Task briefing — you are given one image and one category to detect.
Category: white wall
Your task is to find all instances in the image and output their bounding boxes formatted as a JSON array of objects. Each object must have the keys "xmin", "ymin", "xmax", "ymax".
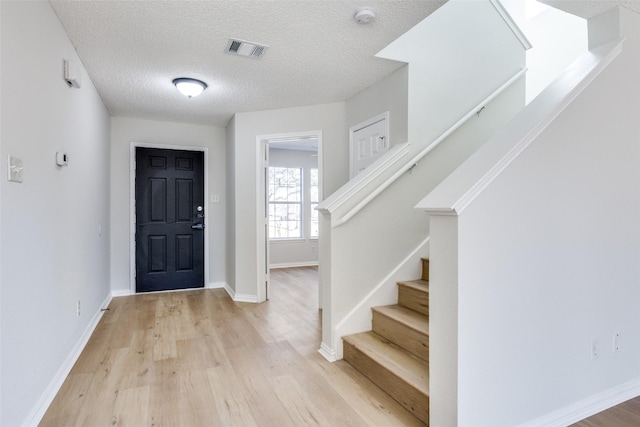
[
  {"xmin": 378, "ymin": 0, "xmax": 529, "ymax": 149},
  {"xmin": 1, "ymin": 2, "xmax": 111, "ymax": 425},
  {"xmin": 110, "ymin": 117, "xmax": 227, "ymax": 294},
  {"xmin": 229, "ymin": 103, "xmax": 346, "ymax": 300},
  {"xmin": 461, "ymin": 29, "xmax": 640, "ymax": 423},
  {"xmin": 345, "ymin": 65, "xmax": 408, "ymax": 147},
  {"xmin": 422, "ymin": 7, "xmax": 640, "ymax": 426},
  {"xmin": 502, "ymin": 0, "xmax": 588, "ymax": 103},
  {"xmin": 225, "ymin": 115, "xmax": 237, "ymax": 292},
  {"xmin": 268, "ymin": 148, "xmax": 318, "ymax": 268}
]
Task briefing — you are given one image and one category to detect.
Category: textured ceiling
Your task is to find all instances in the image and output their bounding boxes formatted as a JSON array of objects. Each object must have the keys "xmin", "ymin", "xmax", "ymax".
[
  {"xmin": 539, "ymin": 0, "xmax": 640, "ymax": 18},
  {"xmin": 49, "ymin": 0, "xmax": 447, "ymax": 127}
]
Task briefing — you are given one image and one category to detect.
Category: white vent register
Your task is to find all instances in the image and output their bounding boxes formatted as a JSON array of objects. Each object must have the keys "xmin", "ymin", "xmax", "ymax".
[{"xmin": 225, "ymin": 39, "xmax": 268, "ymax": 59}]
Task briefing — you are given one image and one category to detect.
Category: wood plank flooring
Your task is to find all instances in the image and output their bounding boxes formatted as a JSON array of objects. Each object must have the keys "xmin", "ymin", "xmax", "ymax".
[
  {"xmin": 40, "ymin": 267, "xmax": 424, "ymax": 426},
  {"xmin": 571, "ymin": 396, "xmax": 640, "ymax": 427}
]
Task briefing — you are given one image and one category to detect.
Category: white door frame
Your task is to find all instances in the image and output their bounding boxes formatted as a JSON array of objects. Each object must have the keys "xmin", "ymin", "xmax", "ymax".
[
  {"xmin": 129, "ymin": 142, "xmax": 209, "ymax": 295},
  {"xmin": 255, "ymin": 130, "xmax": 323, "ymax": 303}
]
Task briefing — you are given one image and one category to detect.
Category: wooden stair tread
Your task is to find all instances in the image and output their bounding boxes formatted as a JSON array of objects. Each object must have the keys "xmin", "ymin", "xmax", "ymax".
[
  {"xmin": 373, "ymin": 304, "xmax": 428, "ymax": 333},
  {"xmin": 343, "ymin": 331, "xmax": 428, "ymax": 396},
  {"xmin": 398, "ymin": 279, "xmax": 428, "ymax": 293}
]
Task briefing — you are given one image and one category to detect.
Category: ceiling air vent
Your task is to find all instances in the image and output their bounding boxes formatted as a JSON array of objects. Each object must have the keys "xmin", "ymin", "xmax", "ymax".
[{"xmin": 225, "ymin": 39, "xmax": 268, "ymax": 59}]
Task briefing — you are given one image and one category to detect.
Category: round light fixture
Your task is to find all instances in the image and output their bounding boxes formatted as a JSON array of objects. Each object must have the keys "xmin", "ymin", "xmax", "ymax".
[
  {"xmin": 172, "ymin": 78, "xmax": 208, "ymax": 98},
  {"xmin": 354, "ymin": 7, "xmax": 375, "ymax": 25}
]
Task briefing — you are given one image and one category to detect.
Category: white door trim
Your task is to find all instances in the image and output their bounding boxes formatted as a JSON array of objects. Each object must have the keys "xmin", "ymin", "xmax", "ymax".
[
  {"xmin": 349, "ymin": 111, "xmax": 390, "ymax": 178},
  {"xmin": 129, "ymin": 142, "xmax": 209, "ymax": 295},
  {"xmin": 255, "ymin": 130, "xmax": 323, "ymax": 303}
]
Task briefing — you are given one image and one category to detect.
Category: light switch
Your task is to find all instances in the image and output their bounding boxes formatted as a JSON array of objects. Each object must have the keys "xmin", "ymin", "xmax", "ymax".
[
  {"xmin": 211, "ymin": 194, "xmax": 220, "ymax": 203},
  {"xmin": 8, "ymin": 156, "xmax": 23, "ymax": 183}
]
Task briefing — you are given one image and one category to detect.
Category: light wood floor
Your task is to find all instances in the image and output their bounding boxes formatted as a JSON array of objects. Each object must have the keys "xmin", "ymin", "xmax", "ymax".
[
  {"xmin": 40, "ymin": 267, "xmax": 424, "ymax": 426},
  {"xmin": 571, "ymin": 396, "xmax": 640, "ymax": 427}
]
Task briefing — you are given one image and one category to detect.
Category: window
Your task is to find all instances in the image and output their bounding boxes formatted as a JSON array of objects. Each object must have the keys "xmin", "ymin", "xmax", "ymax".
[
  {"xmin": 268, "ymin": 167, "xmax": 302, "ymax": 239},
  {"xmin": 310, "ymin": 168, "xmax": 319, "ymax": 239}
]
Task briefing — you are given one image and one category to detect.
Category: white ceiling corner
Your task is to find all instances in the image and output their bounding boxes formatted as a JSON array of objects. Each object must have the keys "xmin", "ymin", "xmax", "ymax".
[
  {"xmin": 48, "ymin": 0, "xmax": 447, "ymax": 127},
  {"xmin": 538, "ymin": 0, "xmax": 640, "ymax": 19}
]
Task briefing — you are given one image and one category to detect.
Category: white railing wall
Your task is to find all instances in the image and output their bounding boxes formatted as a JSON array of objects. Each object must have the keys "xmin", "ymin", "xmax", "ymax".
[
  {"xmin": 418, "ymin": 15, "xmax": 630, "ymax": 425},
  {"xmin": 328, "ymin": 68, "xmax": 526, "ymax": 228},
  {"xmin": 318, "ymin": 73, "xmax": 527, "ymax": 360},
  {"xmin": 317, "ymin": 0, "xmax": 532, "ymax": 361}
]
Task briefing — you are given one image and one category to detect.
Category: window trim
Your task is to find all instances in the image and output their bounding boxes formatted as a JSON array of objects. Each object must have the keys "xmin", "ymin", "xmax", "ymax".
[{"xmin": 268, "ymin": 166, "xmax": 303, "ymax": 240}]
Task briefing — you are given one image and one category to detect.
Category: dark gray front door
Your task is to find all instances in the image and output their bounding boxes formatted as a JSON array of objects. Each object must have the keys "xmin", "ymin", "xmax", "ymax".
[{"xmin": 135, "ymin": 147, "xmax": 205, "ymax": 293}]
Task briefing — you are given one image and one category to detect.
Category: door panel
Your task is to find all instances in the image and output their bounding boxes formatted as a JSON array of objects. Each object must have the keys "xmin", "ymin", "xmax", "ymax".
[
  {"xmin": 350, "ymin": 118, "xmax": 388, "ymax": 178},
  {"xmin": 176, "ymin": 179, "xmax": 193, "ymax": 221},
  {"xmin": 135, "ymin": 147, "xmax": 205, "ymax": 292},
  {"xmin": 149, "ymin": 178, "xmax": 167, "ymax": 221},
  {"xmin": 176, "ymin": 235, "xmax": 193, "ymax": 271}
]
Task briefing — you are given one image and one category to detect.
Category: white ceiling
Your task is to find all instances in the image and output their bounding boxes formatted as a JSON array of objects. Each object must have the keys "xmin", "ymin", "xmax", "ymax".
[
  {"xmin": 49, "ymin": 1, "xmax": 640, "ymax": 128},
  {"xmin": 49, "ymin": 0, "xmax": 447, "ymax": 127},
  {"xmin": 539, "ymin": 0, "xmax": 640, "ymax": 18}
]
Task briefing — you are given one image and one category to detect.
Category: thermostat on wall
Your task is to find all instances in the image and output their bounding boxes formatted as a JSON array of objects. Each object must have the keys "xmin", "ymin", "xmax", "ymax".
[{"xmin": 56, "ymin": 152, "xmax": 68, "ymax": 166}]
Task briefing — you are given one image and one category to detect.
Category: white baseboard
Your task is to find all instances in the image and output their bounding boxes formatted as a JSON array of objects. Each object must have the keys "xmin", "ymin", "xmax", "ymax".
[
  {"xmin": 223, "ymin": 282, "xmax": 259, "ymax": 303},
  {"xmin": 270, "ymin": 261, "xmax": 318, "ymax": 269},
  {"xmin": 233, "ymin": 293, "xmax": 259, "ymax": 303},
  {"xmin": 111, "ymin": 289, "xmax": 132, "ymax": 297},
  {"xmin": 22, "ymin": 291, "xmax": 112, "ymax": 427},
  {"xmin": 113, "ymin": 283, "xmax": 224, "ymax": 296},
  {"xmin": 517, "ymin": 378, "xmax": 640, "ymax": 427},
  {"xmin": 223, "ymin": 282, "xmax": 236, "ymax": 300},
  {"xmin": 206, "ymin": 281, "xmax": 226, "ymax": 289},
  {"xmin": 318, "ymin": 342, "xmax": 337, "ymax": 362}
]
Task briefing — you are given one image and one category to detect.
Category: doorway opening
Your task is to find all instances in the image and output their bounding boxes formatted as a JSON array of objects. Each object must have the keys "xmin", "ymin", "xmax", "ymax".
[{"xmin": 256, "ymin": 131, "xmax": 322, "ymax": 302}]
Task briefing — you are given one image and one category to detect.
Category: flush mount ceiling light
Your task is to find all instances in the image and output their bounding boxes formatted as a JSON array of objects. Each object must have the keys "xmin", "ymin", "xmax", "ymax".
[
  {"xmin": 354, "ymin": 7, "xmax": 376, "ymax": 24},
  {"xmin": 172, "ymin": 78, "xmax": 207, "ymax": 98}
]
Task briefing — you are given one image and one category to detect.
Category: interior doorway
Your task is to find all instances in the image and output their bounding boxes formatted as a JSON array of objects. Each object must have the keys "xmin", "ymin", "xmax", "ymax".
[{"xmin": 256, "ymin": 131, "xmax": 322, "ymax": 302}]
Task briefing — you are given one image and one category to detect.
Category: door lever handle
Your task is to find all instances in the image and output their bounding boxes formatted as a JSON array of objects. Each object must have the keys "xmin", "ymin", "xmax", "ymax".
[{"xmin": 191, "ymin": 223, "xmax": 205, "ymax": 230}]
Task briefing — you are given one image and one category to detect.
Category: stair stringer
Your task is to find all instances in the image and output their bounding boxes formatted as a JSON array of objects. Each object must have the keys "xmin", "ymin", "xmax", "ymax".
[{"xmin": 332, "ymin": 236, "xmax": 429, "ymax": 360}]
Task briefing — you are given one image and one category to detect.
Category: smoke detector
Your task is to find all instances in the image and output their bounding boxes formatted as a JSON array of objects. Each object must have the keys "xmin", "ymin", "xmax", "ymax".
[{"xmin": 354, "ymin": 7, "xmax": 376, "ymax": 25}]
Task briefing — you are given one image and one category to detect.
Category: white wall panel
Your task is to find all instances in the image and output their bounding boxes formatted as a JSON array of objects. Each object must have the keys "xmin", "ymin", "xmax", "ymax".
[
  {"xmin": 230, "ymin": 103, "xmax": 346, "ymax": 298},
  {"xmin": 0, "ymin": 2, "xmax": 110, "ymax": 425},
  {"xmin": 110, "ymin": 117, "xmax": 226, "ymax": 294}
]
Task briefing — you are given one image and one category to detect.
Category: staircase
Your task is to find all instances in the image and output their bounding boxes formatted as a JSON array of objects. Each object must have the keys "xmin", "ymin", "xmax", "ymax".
[{"xmin": 342, "ymin": 259, "xmax": 429, "ymax": 425}]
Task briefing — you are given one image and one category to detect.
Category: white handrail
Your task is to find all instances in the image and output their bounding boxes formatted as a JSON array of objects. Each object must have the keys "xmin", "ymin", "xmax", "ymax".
[
  {"xmin": 490, "ymin": 0, "xmax": 532, "ymax": 50},
  {"xmin": 417, "ymin": 40, "xmax": 624, "ymax": 216},
  {"xmin": 331, "ymin": 67, "xmax": 527, "ymax": 227},
  {"xmin": 316, "ymin": 142, "xmax": 410, "ymax": 214}
]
